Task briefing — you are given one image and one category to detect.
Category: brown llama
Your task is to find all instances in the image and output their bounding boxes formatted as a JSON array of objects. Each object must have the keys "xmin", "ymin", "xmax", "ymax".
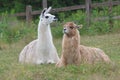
[{"xmin": 56, "ymin": 22, "xmax": 111, "ymax": 67}]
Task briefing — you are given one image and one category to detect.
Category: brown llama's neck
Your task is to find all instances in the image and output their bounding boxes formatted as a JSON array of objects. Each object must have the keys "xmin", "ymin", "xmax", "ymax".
[{"xmin": 62, "ymin": 30, "xmax": 80, "ymax": 49}]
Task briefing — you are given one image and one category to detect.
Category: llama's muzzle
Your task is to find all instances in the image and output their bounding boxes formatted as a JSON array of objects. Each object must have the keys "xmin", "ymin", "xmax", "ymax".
[
  {"xmin": 63, "ymin": 28, "xmax": 67, "ymax": 34},
  {"xmin": 53, "ymin": 16, "xmax": 58, "ymax": 21}
]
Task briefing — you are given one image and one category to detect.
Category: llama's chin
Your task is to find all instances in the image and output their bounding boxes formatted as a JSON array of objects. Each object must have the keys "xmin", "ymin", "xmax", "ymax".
[
  {"xmin": 53, "ymin": 17, "xmax": 58, "ymax": 21},
  {"xmin": 63, "ymin": 31, "xmax": 67, "ymax": 34},
  {"xmin": 63, "ymin": 30, "xmax": 69, "ymax": 35}
]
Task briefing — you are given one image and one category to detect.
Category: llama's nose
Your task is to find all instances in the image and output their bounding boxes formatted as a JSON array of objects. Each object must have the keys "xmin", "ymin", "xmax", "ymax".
[
  {"xmin": 54, "ymin": 17, "xmax": 58, "ymax": 21},
  {"xmin": 64, "ymin": 28, "xmax": 66, "ymax": 31}
]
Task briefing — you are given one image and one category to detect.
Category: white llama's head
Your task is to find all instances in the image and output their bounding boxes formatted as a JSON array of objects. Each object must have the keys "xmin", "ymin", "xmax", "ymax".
[{"xmin": 40, "ymin": 7, "xmax": 57, "ymax": 24}]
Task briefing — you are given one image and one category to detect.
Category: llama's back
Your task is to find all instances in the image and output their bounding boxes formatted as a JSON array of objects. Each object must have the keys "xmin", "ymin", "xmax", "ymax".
[
  {"xmin": 19, "ymin": 39, "xmax": 37, "ymax": 63},
  {"xmin": 94, "ymin": 48, "xmax": 111, "ymax": 63},
  {"xmin": 79, "ymin": 45, "xmax": 111, "ymax": 64}
]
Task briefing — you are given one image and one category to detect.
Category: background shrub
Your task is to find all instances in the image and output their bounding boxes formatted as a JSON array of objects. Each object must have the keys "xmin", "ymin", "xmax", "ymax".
[{"xmin": 0, "ymin": 5, "xmax": 120, "ymax": 43}]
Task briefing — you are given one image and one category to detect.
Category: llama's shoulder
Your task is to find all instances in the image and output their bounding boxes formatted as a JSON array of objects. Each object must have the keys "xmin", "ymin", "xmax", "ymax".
[{"xmin": 28, "ymin": 39, "xmax": 38, "ymax": 46}]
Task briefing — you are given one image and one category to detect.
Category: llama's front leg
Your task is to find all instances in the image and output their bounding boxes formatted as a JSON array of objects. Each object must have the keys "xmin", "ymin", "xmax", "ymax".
[
  {"xmin": 56, "ymin": 60, "xmax": 65, "ymax": 68},
  {"xmin": 35, "ymin": 53, "xmax": 44, "ymax": 64},
  {"xmin": 47, "ymin": 60, "xmax": 55, "ymax": 64},
  {"xmin": 35, "ymin": 59, "xmax": 44, "ymax": 64},
  {"xmin": 47, "ymin": 53, "xmax": 55, "ymax": 64},
  {"xmin": 46, "ymin": 50, "xmax": 57, "ymax": 64},
  {"xmin": 56, "ymin": 56, "xmax": 66, "ymax": 67}
]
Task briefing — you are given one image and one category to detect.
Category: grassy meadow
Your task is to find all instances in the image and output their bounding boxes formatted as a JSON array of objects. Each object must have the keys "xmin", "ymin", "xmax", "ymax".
[
  {"xmin": 0, "ymin": 5, "xmax": 120, "ymax": 79},
  {"xmin": 0, "ymin": 32, "xmax": 120, "ymax": 80}
]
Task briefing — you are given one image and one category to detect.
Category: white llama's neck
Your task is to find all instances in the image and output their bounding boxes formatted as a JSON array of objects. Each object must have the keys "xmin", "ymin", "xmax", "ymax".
[{"xmin": 37, "ymin": 21, "xmax": 53, "ymax": 42}]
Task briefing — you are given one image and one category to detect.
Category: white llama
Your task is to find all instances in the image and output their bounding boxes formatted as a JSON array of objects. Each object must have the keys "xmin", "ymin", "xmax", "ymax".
[{"xmin": 19, "ymin": 7, "xmax": 59, "ymax": 64}]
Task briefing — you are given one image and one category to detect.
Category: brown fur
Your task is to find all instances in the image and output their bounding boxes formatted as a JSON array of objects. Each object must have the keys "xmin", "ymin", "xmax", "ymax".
[
  {"xmin": 79, "ymin": 45, "xmax": 111, "ymax": 64},
  {"xmin": 56, "ymin": 22, "xmax": 111, "ymax": 67}
]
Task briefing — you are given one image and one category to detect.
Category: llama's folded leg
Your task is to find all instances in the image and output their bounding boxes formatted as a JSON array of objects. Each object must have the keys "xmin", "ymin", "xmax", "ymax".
[
  {"xmin": 34, "ymin": 50, "xmax": 45, "ymax": 64},
  {"xmin": 47, "ymin": 60, "xmax": 55, "ymax": 64},
  {"xmin": 56, "ymin": 61, "xmax": 64, "ymax": 67},
  {"xmin": 47, "ymin": 48, "xmax": 59, "ymax": 64},
  {"xmin": 46, "ymin": 54, "xmax": 56, "ymax": 64},
  {"xmin": 56, "ymin": 56, "xmax": 66, "ymax": 67},
  {"xmin": 35, "ymin": 60, "xmax": 44, "ymax": 64}
]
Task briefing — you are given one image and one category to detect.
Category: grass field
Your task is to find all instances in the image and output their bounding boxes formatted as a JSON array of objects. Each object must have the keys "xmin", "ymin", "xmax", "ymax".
[{"xmin": 0, "ymin": 33, "xmax": 120, "ymax": 80}]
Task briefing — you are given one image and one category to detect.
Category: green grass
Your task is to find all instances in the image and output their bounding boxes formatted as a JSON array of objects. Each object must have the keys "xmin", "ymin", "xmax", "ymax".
[
  {"xmin": 1, "ymin": 4, "xmax": 120, "ymax": 80},
  {"xmin": 0, "ymin": 33, "xmax": 120, "ymax": 80}
]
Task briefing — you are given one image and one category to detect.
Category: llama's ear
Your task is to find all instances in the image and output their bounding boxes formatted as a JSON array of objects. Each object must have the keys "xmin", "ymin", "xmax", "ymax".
[
  {"xmin": 76, "ymin": 24, "xmax": 83, "ymax": 29},
  {"xmin": 40, "ymin": 8, "xmax": 47, "ymax": 18},
  {"xmin": 45, "ymin": 7, "xmax": 52, "ymax": 14}
]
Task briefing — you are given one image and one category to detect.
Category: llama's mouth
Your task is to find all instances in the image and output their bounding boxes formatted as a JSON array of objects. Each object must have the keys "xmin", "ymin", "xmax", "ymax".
[
  {"xmin": 63, "ymin": 30, "xmax": 66, "ymax": 34},
  {"xmin": 53, "ymin": 19, "xmax": 58, "ymax": 21}
]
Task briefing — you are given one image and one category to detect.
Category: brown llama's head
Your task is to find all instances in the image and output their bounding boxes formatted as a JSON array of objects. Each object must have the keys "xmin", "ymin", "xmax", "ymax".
[{"xmin": 63, "ymin": 22, "xmax": 82, "ymax": 37}]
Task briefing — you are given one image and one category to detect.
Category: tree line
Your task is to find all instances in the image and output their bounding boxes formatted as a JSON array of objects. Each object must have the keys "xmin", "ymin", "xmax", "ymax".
[{"xmin": 0, "ymin": 0, "xmax": 104, "ymax": 13}]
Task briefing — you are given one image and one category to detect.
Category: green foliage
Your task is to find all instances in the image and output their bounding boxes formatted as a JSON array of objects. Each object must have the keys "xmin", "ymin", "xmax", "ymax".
[
  {"xmin": 0, "ymin": 5, "xmax": 120, "ymax": 43},
  {"xmin": 0, "ymin": 12, "xmax": 37, "ymax": 44},
  {"xmin": 88, "ymin": 21, "xmax": 109, "ymax": 35},
  {"xmin": 63, "ymin": 10, "xmax": 86, "ymax": 24},
  {"xmin": 0, "ymin": 0, "xmax": 86, "ymax": 13},
  {"xmin": 54, "ymin": 8, "xmax": 120, "ymax": 36},
  {"xmin": 51, "ymin": 22, "xmax": 63, "ymax": 38},
  {"xmin": 112, "ymin": 5, "xmax": 120, "ymax": 16}
]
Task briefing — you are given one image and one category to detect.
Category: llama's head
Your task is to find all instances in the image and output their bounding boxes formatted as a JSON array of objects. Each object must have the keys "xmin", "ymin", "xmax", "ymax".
[
  {"xmin": 63, "ymin": 22, "xmax": 82, "ymax": 37},
  {"xmin": 40, "ymin": 7, "xmax": 57, "ymax": 25}
]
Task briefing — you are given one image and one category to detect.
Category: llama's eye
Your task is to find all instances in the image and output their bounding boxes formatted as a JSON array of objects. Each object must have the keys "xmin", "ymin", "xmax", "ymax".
[
  {"xmin": 45, "ymin": 16, "xmax": 49, "ymax": 18},
  {"xmin": 70, "ymin": 26, "xmax": 73, "ymax": 29}
]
